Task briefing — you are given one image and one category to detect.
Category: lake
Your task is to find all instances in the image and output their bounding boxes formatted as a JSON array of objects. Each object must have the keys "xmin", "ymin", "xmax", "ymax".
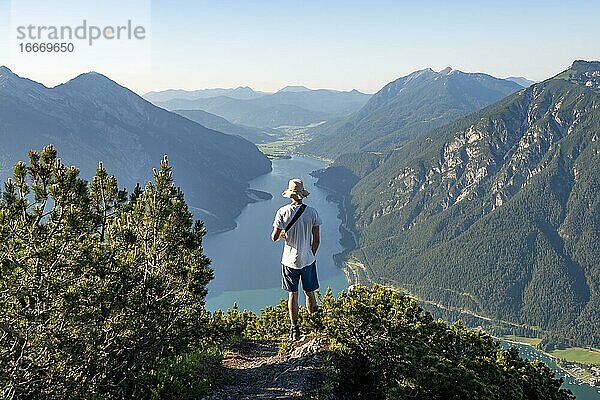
[
  {"xmin": 203, "ymin": 155, "xmax": 599, "ymax": 399},
  {"xmin": 204, "ymin": 155, "xmax": 348, "ymax": 312}
]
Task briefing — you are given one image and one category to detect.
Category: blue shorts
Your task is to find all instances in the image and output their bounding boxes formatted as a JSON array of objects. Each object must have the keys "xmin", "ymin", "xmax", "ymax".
[{"xmin": 281, "ymin": 261, "xmax": 319, "ymax": 293}]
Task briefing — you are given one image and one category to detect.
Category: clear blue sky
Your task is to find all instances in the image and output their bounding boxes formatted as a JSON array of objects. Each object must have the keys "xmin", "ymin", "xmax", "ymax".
[{"xmin": 1, "ymin": 0, "xmax": 599, "ymax": 94}]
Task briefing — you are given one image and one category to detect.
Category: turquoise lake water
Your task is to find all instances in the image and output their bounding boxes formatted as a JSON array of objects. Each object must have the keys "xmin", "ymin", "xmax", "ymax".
[{"xmin": 204, "ymin": 155, "xmax": 347, "ymax": 313}]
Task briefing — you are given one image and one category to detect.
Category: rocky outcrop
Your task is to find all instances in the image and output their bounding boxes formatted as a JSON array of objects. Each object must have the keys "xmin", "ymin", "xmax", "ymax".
[{"xmin": 210, "ymin": 335, "xmax": 329, "ymax": 400}]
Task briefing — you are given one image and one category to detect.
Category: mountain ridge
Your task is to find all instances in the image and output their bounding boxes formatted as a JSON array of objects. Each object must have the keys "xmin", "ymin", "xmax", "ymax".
[
  {"xmin": 144, "ymin": 86, "xmax": 268, "ymax": 103},
  {"xmin": 278, "ymin": 85, "xmax": 312, "ymax": 92},
  {"xmin": 300, "ymin": 67, "xmax": 523, "ymax": 157},
  {"xmin": 174, "ymin": 108, "xmax": 274, "ymax": 143},
  {"xmin": 0, "ymin": 67, "xmax": 272, "ymax": 231},
  {"xmin": 506, "ymin": 76, "xmax": 537, "ymax": 87}
]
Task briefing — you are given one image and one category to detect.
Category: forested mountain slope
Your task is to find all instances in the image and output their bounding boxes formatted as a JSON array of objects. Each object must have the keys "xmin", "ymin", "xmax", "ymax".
[
  {"xmin": 302, "ymin": 68, "xmax": 523, "ymax": 157},
  {"xmin": 316, "ymin": 61, "xmax": 600, "ymax": 347},
  {"xmin": 0, "ymin": 66, "xmax": 272, "ymax": 231}
]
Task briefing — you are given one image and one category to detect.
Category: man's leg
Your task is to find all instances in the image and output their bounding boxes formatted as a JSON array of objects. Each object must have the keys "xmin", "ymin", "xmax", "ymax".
[
  {"xmin": 300, "ymin": 262, "xmax": 319, "ymax": 314},
  {"xmin": 282, "ymin": 265, "xmax": 301, "ymax": 341},
  {"xmin": 288, "ymin": 291, "xmax": 299, "ymax": 321},
  {"xmin": 288, "ymin": 291, "xmax": 300, "ymax": 341},
  {"xmin": 282, "ymin": 264, "xmax": 300, "ymax": 323},
  {"xmin": 305, "ymin": 290, "xmax": 318, "ymax": 314}
]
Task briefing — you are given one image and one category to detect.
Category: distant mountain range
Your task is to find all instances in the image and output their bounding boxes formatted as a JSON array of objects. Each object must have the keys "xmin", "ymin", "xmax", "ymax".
[
  {"xmin": 0, "ymin": 66, "xmax": 272, "ymax": 232},
  {"xmin": 277, "ymin": 85, "xmax": 312, "ymax": 93},
  {"xmin": 301, "ymin": 67, "xmax": 524, "ymax": 157},
  {"xmin": 144, "ymin": 86, "xmax": 268, "ymax": 103},
  {"xmin": 174, "ymin": 109, "xmax": 275, "ymax": 144},
  {"xmin": 506, "ymin": 76, "xmax": 537, "ymax": 87},
  {"xmin": 314, "ymin": 60, "xmax": 600, "ymax": 348},
  {"xmin": 146, "ymin": 88, "xmax": 371, "ymax": 129}
]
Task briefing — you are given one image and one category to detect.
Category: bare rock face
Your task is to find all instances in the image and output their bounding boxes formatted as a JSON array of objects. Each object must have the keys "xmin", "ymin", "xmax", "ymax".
[
  {"xmin": 354, "ymin": 61, "xmax": 600, "ymax": 228},
  {"xmin": 210, "ymin": 334, "xmax": 329, "ymax": 400}
]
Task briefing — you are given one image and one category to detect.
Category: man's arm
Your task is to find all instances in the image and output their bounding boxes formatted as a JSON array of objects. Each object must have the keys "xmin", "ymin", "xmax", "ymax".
[
  {"xmin": 272, "ymin": 209, "xmax": 285, "ymax": 241},
  {"xmin": 311, "ymin": 225, "xmax": 320, "ymax": 255},
  {"xmin": 271, "ymin": 227, "xmax": 285, "ymax": 242}
]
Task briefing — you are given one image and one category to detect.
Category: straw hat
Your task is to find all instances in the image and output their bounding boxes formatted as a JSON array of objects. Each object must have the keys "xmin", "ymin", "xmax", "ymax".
[{"xmin": 282, "ymin": 179, "xmax": 310, "ymax": 199}]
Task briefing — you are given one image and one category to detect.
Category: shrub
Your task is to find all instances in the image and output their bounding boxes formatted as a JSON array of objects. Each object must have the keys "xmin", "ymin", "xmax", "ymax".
[
  {"xmin": 145, "ymin": 345, "xmax": 222, "ymax": 400},
  {"xmin": 234, "ymin": 285, "xmax": 574, "ymax": 400},
  {"xmin": 0, "ymin": 146, "xmax": 214, "ymax": 399},
  {"xmin": 319, "ymin": 285, "xmax": 574, "ymax": 400}
]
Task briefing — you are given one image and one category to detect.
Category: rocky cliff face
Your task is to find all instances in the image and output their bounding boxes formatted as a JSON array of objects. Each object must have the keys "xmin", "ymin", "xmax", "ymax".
[{"xmin": 356, "ymin": 62, "xmax": 599, "ymax": 229}]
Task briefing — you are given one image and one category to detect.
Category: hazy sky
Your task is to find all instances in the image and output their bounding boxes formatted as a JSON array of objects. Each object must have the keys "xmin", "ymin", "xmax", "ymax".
[{"xmin": 1, "ymin": 0, "xmax": 599, "ymax": 94}]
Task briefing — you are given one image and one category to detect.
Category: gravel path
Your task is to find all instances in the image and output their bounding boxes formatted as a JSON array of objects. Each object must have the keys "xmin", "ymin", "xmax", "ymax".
[{"xmin": 210, "ymin": 334, "xmax": 329, "ymax": 399}]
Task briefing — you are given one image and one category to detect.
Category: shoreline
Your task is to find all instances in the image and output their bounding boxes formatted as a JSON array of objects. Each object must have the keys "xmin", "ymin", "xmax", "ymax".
[
  {"xmin": 312, "ymin": 179, "xmax": 360, "ymax": 287},
  {"xmin": 504, "ymin": 338, "xmax": 578, "ymax": 382},
  {"xmin": 205, "ymin": 154, "xmax": 337, "ymax": 239},
  {"xmin": 501, "ymin": 337, "xmax": 599, "ymax": 387}
]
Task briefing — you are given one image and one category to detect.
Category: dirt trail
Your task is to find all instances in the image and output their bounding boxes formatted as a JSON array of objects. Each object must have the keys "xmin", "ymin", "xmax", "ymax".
[{"xmin": 210, "ymin": 334, "xmax": 329, "ymax": 399}]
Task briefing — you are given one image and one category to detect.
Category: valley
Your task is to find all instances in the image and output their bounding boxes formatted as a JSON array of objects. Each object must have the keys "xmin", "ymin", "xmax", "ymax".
[{"xmin": 4, "ymin": 60, "xmax": 597, "ymax": 397}]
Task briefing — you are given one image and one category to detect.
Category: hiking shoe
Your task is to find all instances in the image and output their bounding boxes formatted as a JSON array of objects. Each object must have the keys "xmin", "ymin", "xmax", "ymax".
[{"xmin": 289, "ymin": 325, "xmax": 301, "ymax": 341}]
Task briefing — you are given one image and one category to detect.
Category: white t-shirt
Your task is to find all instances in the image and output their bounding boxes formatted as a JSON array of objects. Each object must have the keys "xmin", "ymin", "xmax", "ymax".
[{"xmin": 273, "ymin": 203, "xmax": 322, "ymax": 269}]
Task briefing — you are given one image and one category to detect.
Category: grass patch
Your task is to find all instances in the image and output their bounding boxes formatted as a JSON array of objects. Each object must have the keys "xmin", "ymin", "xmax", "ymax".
[
  {"xmin": 550, "ymin": 347, "xmax": 600, "ymax": 365},
  {"xmin": 258, "ymin": 139, "xmax": 298, "ymax": 155},
  {"xmin": 503, "ymin": 335, "xmax": 600, "ymax": 366},
  {"xmin": 503, "ymin": 335, "xmax": 543, "ymax": 347},
  {"xmin": 257, "ymin": 131, "xmax": 312, "ymax": 156},
  {"xmin": 257, "ymin": 121, "xmax": 328, "ymax": 158}
]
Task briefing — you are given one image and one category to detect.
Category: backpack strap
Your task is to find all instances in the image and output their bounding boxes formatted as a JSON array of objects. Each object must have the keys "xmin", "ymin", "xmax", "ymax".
[{"xmin": 284, "ymin": 204, "xmax": 307, "ymax": 231}]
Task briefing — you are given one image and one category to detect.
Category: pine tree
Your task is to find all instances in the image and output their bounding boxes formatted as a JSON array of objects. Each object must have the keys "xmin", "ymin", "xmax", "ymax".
[{"xmin": 0, "ymin": 147, "xmax": 214, "ymax": 399}]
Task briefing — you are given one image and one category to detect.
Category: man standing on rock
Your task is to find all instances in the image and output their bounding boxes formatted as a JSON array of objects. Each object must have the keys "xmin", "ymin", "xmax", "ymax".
[{"xmin": 271, "ymin": 179, "xmax": 321, "ymax": 341}]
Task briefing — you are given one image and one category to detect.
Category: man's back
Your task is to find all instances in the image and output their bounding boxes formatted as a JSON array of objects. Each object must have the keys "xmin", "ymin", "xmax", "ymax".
[
  {"xmin": 273, "ymin": 203, "xmax": 321, "ymax": 269},
  {"xmin": 271, "ymin": 178, "xmax": 321, "ymax": 341}
]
